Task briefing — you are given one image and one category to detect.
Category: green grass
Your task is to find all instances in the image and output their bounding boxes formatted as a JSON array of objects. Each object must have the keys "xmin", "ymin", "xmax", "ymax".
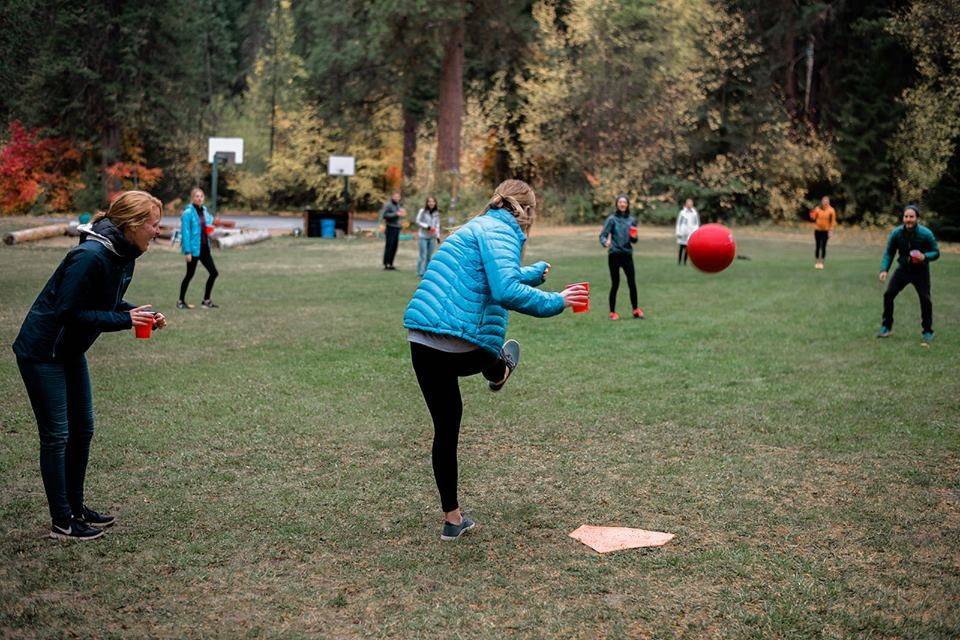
[{"xmin": 1, "ymin": 227, "xmax": 958, "ymax": 638}]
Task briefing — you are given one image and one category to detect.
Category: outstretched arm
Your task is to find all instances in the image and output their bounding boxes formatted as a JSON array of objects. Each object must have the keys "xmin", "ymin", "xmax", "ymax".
[{"xmin": 478, "ymin": 231, "xmax": 564, "ymax": 317}]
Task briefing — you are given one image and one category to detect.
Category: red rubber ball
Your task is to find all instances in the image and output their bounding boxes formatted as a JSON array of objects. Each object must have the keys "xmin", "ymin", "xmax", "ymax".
[{"xmin": 687, "ymin": 223, "xmax": 736, "ymax": 273}]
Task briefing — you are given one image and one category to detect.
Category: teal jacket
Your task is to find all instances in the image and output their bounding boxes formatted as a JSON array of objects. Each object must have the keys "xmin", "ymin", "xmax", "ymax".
[
  {"xmin": 403, "ymin": 208, "xmax": 565, "ymax": 354},
  {"xmin": 880, "ymin": 224, "xmax": 940, "ymax": 271},
  {"xmin": 180, "ymin": 204, "xmax": 213, "ymax": 256},
  {"xmin": 599, "ymin": 211, "xmax": 638, "ymax": 254}
]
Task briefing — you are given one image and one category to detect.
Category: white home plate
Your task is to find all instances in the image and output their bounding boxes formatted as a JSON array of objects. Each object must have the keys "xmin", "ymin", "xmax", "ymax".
[{"xmin": 569, "ymin": 525, "xmax": 675, "ymax": 553}]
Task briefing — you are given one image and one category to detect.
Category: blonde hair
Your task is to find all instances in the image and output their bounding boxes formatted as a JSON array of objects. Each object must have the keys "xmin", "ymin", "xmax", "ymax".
[
  {"xmin": 191, "ymin": 187, "xmax": 205, "ymax": 199},
  {"xmin": 91, "ymin": 191, "xmax": 162, "ymax": 230},
  {"xmin": 484, "ymin": 179, "xmax": 536, "ymax": 230}
]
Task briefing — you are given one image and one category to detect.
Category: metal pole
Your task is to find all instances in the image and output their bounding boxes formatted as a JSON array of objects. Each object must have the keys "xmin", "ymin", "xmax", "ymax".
[
  {"xmin": 210, "ymin": 157, "xmax": 219, "ymax": 218},
  {"xmin": 343, "ymin": 175, "xmax": 349, "ymax": 212}
]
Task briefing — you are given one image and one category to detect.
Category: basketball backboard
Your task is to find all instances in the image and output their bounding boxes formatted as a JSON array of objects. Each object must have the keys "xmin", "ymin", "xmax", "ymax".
[
  {"xmin": 328, "ymin": 155, "xmax": 355, "ymax": 176},
  {"xmin": 208, "ymin": 138, "xmax": 244, "ymax": 164}
]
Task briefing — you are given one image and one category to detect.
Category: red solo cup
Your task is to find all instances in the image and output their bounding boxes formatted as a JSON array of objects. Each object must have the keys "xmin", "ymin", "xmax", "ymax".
[
  {"xmin": 566, "ymin": 281, "xmax": 590, "ymax": 313},
  {"xmin": 629, "ymin": 226, "xmax": 638, "ymax": 239},
  {"xmin": 910, "ymin": 249, "xmax": 923, "ymax": 264},
  {"xmin": 205, "ymin": 225, "xmax": 215, "ymax": 235},
  {"xmin": 134, "ymin": 322, "xmax": 153, "ymax": 339}
]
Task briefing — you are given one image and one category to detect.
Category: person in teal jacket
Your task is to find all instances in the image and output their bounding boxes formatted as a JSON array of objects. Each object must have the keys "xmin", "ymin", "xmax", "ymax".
[
  {"xmin": 877, "ymin": 204, "xmax": 940, "ymax": 342},
  {"xmin": 177, "ymin": 188, "xmax": 219, "ymax": 309},
  {"xmin": 403, "ymin": 179, "xmax": 588, "ymax": 541},
  {"xmin": 599, "ymin": 195, "xmax": 642, "ymax": 319}
]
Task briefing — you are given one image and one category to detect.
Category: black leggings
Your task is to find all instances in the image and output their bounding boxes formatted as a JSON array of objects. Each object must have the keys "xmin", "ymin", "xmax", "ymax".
[
  {"xmin": 410, "ymin": 342, "xmax": 506, "ymax": 513},
  {"xmin": 608, "ymin": 253, "xmax": 638, "ymax": 312},
  {"xmin": 814, "ymin": 230, "xmax": 829, "ymax": 260},
  {"xmin": 678, "ymin": 244, "xmax": 688, "ymax": 265},
  {"xmin": 179, "ymin": 243, "xmax": 218, "ymax": 302},
  {"xmin": 383, "ymin": 226, "xmax": 400, "ymax": 267}
]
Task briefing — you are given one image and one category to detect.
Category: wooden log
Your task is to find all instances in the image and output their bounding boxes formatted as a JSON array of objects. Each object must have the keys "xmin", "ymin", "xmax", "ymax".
[
  {"xmin": 214, "ymin": 229, "xmax": 271, "ymax": 249},
  {"xmin": 4, "ymin": 223, "xmax": 70, "ymax": 245}
]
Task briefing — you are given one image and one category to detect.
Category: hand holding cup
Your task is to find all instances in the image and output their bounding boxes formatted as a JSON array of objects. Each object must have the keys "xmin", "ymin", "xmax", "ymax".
[{"xmin": 562, "ymin": 282, "xmax": 590, "ymax": 312}]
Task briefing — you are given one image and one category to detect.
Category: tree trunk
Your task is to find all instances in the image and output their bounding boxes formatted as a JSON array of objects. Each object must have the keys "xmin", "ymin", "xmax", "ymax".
[
  {"xmin": 436, "ymin": 15, "xmax": 464, "ymax": 181},
  {"xmin": 402, "ymin": 103, "xmax": 418, "ymax": 183},
  {"xmin": 804, "ymin": 35, "xmax": 815, "ymax": 121}
]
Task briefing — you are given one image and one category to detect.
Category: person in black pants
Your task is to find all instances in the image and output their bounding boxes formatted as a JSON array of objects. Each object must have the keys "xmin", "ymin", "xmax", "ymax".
[
  {"xmin": 599, "ymin": 195, "xmax": 643, "ymax": 319},
  {"xmin": 380, "ymin": 191, "xmax": 405, "ymax": 270},
  {"xmin": 403, "ymin": 179, "xmax": 587, "ymax": 541},
  {"xmin": 877, "ymin": 205, "xmax": 940, "ymax": 343},
  {"xmin": 410, "ymin": 343, "xmax": 507, "ymax": 516},
  {"xmin": 178, "ymin": 188, "xmax": 219, "ymax": 309},
  {"xmin": 13, "ymin": 191, "xmax": 167, "ymax": 541}
]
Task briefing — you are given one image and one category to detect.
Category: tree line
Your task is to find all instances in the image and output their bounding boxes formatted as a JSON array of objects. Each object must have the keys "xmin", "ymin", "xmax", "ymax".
[{"xmin": 1, "ymin": 0, "xmax": 958, "ymax": 235}]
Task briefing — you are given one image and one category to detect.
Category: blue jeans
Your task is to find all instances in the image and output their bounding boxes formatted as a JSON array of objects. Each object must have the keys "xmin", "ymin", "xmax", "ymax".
[
  {"xmin": 418, "ymin": 237, "xmax": 438, "ymax": 276},
  {"xmin": 17, "ymin": 356, "xmax": 95, "ymax": 524}
]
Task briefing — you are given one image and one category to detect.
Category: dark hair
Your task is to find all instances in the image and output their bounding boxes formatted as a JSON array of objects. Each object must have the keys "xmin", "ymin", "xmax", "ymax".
[
  {"xmin": 904, "ymin": 204, "xmax": 921, "ymax": 216},
  {"xmin": 424, "ymin": 196, "xmax": 438, "ymax": 211}
]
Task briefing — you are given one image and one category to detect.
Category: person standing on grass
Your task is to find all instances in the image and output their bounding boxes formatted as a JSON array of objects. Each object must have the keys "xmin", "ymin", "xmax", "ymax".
[
  {"xmin": 380, "ymin": 191, "xmax": 405, "ymax": 270},
  {"xmin": 877, "ymin": 204, "xmax": 940, "ymax": 344},
  {"xmin": 403, "ymin": 179, "xmax": 588, "ymax": 541},
  {"xmin": 177, "ymin": 187, "xmax": 219, "ymax": 309},
  {"xmin": 13, "ymin": 191, "xmax": 167, "ymax": 541},
  {"xmin": 599, "ymin": 194, "xmax": 643, "ymax": 320},
  {"xmin": 416, "ymin": 196, "xmax": 441, "ymax": 278},
  {"xmin": 675, "ymin": 198, "xmax": 700, "ymax": 266},
  {"xmin": 809, "ymin": 195, "xmax": 836, "ymax": 270}
]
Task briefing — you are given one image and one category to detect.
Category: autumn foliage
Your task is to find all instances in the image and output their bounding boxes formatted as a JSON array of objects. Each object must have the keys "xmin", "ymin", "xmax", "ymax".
[{"xmin": 0, "ymin": 122, "xmax": 83, "ymax": 214}]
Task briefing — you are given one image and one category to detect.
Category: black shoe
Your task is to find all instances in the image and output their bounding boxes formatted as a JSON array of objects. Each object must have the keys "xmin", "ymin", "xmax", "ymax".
[
  {"xmin": 76, "ymin": 505, "xmax": 115, "ymax": 528},
  {"xmin": 50, "ymin": 518, "xmax": 104, "ymax": 541},
  {"xmin": 489, "ymin": 339, "xmax": 520, "ymax": 392},
  {"xmin": 440, "ymin": 515, "xmax": 477, "ymax": 541},
  {"xmin": 201, "ymin": 299, "xmax": 219, "ymax": 309},
  {"xmin": 176, "ymin": 300, "xmax": 193, "ymax": 310}
]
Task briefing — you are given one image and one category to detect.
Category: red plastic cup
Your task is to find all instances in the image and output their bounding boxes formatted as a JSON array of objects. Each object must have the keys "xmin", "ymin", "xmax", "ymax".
[
  {"xmin": 910, "ymin": 249, "xmax": 923, "ymax": 264},
  {"xmin": 134, "ymin": 322, "xmax": 153, "ymax": 339},
  {"xmin": 567, "ymin": 281, "xmax": 590, "ymax": 313},
  {"xmin": 205, "ymin": 225, "xmax": 215, "ymax": 235},
  {"xmin": 629, "ymin": 226, "xmax": 638, "ymax": 240}
]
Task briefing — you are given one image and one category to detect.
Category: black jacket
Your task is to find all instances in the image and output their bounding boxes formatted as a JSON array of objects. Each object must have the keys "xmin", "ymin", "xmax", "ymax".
[{"xmin": 13, "ymin": 218, "xmax": 140, "ymax": 362}]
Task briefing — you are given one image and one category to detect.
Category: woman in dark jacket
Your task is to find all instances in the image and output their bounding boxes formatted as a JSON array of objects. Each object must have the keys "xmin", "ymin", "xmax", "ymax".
[
  {"xmin": 13, "ymin": 190, "xmax": 166, "ymax": 541},
  {"xmin": 599, "ymin": 195, "xmax": 643, "ymax": 320}
]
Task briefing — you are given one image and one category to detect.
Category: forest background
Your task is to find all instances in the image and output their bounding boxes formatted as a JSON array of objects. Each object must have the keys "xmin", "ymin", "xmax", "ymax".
[{"xmin": 1, "ymin": 0, "xmax": 958, "ymax": 237}]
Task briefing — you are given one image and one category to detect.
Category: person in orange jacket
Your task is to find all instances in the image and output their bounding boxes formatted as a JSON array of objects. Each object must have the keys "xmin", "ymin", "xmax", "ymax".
[{"xmin": 809, "ymin": 196, "xmax": 836, "ymax": 270}]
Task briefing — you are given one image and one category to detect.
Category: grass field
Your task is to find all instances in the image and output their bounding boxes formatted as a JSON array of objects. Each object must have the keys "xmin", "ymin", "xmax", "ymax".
[{"xmin": 1, "ymin": 224, "xmax": 958, "ymax": 638}]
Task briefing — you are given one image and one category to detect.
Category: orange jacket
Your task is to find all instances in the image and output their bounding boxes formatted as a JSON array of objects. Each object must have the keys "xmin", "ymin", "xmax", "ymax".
[{"xmin": 809, "ymin": 205, "xmax": 836, "ymax": 231}]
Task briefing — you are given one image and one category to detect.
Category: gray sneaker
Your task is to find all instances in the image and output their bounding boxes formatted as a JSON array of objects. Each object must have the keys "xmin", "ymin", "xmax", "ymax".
[
  {"xmin": 440, "ymin": 515, "xmax": 476, "ymax": 541},
  {"xmin": 489, "ymin": 339, "xmax": 520, "ymax": 392}
]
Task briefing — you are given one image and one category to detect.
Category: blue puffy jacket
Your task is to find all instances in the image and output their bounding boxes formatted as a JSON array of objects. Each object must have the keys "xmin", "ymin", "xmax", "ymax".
[
  {"xmin": 403, "ymin": 208, "xmax": 565, "ymax": 354},
  {"xmin": 180, "ymin": 204, "xmax": 213, "ymax": 256}
]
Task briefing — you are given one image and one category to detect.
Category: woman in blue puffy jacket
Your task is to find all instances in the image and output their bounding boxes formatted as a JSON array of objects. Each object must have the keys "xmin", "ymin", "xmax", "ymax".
[
  {"xmin": 177, "ymin": 188, "xmax": 219, "ymax": 309},
  {"xmin": 403, "ymin": 179, "xmax": 588, "ymax": 541}
]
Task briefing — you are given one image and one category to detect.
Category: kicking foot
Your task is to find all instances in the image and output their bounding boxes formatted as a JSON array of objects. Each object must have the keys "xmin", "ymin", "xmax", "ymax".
[
  {"xmin": 176, "ymin": 300, "xmax": 194, "ymax": 310},
  {"xmin": 201, "ymin": 299, "xmax": 219, "ymax": 309},
  {"xmin": 609, "ymin": 312, "xmax": 620, "ymax": 320},
  {"xmin": 876, "ymin": 326, "xmax": 892, "ymax": 338},
  {"xmin": 632, "ymin": 308, "xmax": 645, "ymax": 319},
  {"xmin": 50, "ymin": 518, "xmax": 103, "ymax": 541},
  {"xmin": 440, "ymin": 515, "xmax": 476, "ymax": 541},
  {"xmin": 921, "ymin": 331, "xmax": 934, "ymax": 345},
  {"xmin": 489, "ymin": 339, "xmax": 520, "ymax": 392},
  {"xmin": 75, "ymin": 505, "xmax": 115, "ymax": 529}
]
